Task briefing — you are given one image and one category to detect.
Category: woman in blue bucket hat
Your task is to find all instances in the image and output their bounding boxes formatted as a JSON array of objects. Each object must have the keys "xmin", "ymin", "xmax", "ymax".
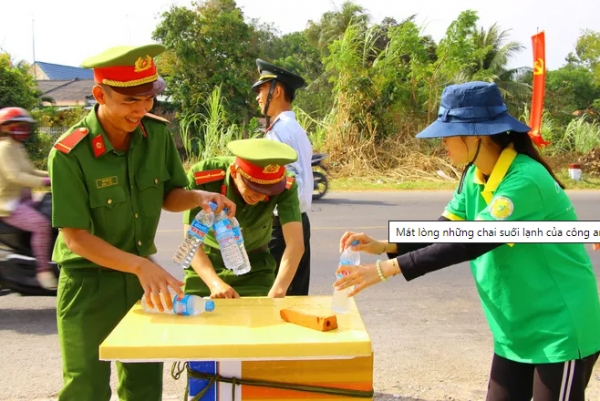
[{"xmin": 335, "ymin": 81, "xmax": 600, "ymax": 400}]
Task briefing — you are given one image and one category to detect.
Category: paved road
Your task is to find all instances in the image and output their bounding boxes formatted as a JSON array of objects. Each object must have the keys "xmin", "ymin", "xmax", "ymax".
[{"xmin": 1, "ymin": 191, "xmax": 599, "ymax": 400}]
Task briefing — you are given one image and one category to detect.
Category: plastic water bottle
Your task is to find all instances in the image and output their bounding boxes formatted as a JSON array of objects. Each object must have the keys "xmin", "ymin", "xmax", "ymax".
[
  {"xmin": 331, "ymin": 240, "xmax": 360, "ymax": 314},
  {"xmin": 230, "ymin": 216, "xmax": 251, "ymax": 275},
  {"xmin": 141, "ymin": 290, "xmax": 216, "ymax": 316},
  {"xmin": 173, "ymin": 209, "xmax": 214, "ymax": 269},
  {"xmin": 210, "ymin": 203, "xmax": 245, "ymax": 271}
]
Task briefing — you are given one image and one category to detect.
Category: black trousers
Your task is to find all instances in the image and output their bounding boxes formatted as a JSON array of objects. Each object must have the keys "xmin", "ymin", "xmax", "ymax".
[
  {"xmin": 486, "ymin": 351, "xmax": 600, "ymax": 401},
  {"xmin": 270, "ymin": 212, "xmax": 311, "ymax": 296}
]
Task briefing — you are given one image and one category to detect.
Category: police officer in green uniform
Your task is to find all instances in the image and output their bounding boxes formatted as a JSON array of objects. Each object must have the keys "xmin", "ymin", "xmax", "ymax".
[
  {"xmin": 48, "ymin": 44, "xmax": 235, "ymax": 401},
  {"xmin": 182, "ymin": 138, "xmax": 305, "ymax": 298}
]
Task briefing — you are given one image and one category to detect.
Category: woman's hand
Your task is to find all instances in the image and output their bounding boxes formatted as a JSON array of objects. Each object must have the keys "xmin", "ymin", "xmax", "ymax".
[
  {"xmin": 333, "ymin": 262, "xmax": 383, "ymax": 297},
  {"xmin": 339, "ymin": 231, "xmax": 387, "ymax": 254}
]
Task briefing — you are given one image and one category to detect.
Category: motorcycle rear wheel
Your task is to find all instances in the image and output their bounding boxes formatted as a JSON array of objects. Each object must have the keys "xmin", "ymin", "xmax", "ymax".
[{"xmin": 312, "ymin": 171, "xmax": 328, "ymax": 200}]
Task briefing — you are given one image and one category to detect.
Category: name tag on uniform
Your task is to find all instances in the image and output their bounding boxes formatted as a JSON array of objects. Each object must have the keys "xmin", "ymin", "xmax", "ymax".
[{"xmin": 96, "ymin": 176, "xmax": 119, "ymax": 189}]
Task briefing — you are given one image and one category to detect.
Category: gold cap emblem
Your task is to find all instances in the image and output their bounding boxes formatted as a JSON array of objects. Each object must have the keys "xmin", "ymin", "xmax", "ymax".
[
  {"xmin": 263, "ymin": 164, "xmax": 280, "ymax": 174},
  {"xmin": 134, "ymin": 55, "xmax": 153, "ymax": 73}
]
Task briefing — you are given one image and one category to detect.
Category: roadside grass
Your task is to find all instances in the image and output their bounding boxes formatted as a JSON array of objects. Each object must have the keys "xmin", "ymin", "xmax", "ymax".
[{"xmin": 329, "ymin": 169, "xmax": 600, "ymax": 191}]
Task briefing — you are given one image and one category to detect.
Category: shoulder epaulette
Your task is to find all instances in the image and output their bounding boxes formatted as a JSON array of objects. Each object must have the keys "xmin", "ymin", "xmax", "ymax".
[
  {"xmin": 194, "ymin": 169, "xmax": 226, "ymax": 185},
  {"xmin": 285, "ymin": 176, "xmax": 294, "ymax": 190},
  {"xmin": 54, "ymin": 127, "xmax": 89, "ymax": 154},
  {"xmin": 144, "ymin": 113, "xmax": 170, "ymax": 124}
]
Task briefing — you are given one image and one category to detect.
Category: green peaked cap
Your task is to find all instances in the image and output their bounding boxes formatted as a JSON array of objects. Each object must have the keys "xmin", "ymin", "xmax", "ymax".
[
  {"xmin": 81, "ymin": 44, "xmax": 166, "ymax": 68},
  {"xmin": 227, "ymin": 138, "xmax": 297, "ymax": 166}
]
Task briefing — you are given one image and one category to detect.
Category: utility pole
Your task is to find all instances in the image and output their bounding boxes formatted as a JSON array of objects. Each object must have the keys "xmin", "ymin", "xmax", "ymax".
[{"xmin": 32, "ymin": 17, "xmax": 36, "ymax": 62}]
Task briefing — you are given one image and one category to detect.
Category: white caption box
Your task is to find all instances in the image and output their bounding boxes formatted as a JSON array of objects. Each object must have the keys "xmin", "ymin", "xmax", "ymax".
[{"xmin": 388, "ymin": 221, "xmax": 600, "ymax": 243}]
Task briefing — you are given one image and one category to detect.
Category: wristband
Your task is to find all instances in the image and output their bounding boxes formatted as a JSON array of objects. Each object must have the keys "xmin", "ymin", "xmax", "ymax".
[{"xmin": 376, "ymin": 259, "xmax": 388, "ymax": 282}]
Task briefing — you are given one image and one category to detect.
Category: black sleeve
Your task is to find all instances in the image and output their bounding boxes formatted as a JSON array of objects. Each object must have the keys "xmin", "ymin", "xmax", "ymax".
[{"xmin": 386, "ymin": 216, "xmax": 503, "ymax": 281}]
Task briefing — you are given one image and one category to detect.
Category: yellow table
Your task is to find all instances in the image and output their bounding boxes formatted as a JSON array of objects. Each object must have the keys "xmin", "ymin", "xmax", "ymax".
[{"xmin": 100, "ymin": 295, "xmax": 374, "ymax": 400}]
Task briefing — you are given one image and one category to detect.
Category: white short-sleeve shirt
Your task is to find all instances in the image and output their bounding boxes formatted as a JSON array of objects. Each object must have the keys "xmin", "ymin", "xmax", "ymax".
[{"xmin": 265, "ymin": 111, "xmax": 313, "ymax": 214}]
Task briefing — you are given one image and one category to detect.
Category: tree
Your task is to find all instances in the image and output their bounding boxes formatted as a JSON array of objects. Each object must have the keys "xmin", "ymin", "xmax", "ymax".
[
  {"xmin": 460, "ymin": 23, "xmax": 531, "ymax": 114},
  {"xmin": 545, "ymin": 65, "xmax": 600, "ymax": 123},
  {"xmin": 568, "ymin": 29, "xmax": 600, "ymax": 84},
  {"xmin": 0, "ymin": 52, "xmax": 41, "ymax": 110},
  {"xmin": 152, "ymin": 0, "xmax": 261, "ymax": 126}
]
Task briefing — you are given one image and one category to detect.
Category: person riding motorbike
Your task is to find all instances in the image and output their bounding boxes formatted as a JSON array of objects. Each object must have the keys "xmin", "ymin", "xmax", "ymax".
[{"xmin": 0, "ymin": 107, "xmax": 56, "ymax": 290}]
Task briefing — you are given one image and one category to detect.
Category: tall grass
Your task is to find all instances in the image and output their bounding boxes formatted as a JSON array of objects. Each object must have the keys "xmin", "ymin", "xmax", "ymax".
[
  {"xmin": 293, "ymin": 105, "xmax": 331, "ymax": 151},
  {"xmin": 561, "ymin": 114, "xmax": 600, "ymax": 153},
  {"xmin": 520, "ymin": 107, "xmax": 600, "ymax": 157},
  {"xmin": 177, "ymin": 85, "xmax": 261, "ymax": 164}
]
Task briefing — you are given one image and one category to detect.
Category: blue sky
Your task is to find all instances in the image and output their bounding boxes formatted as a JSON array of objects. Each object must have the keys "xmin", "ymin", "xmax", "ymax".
[{"xmin": 0, "ymin": 0, "xmax": 597, "ymax": 71}]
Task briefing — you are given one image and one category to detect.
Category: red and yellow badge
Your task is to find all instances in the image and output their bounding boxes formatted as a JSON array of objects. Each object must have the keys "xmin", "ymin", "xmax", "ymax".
[
  {"xmin": 134, "ymin": 55, "xmax": 153, "ymax": 73},
  {"xmin": 91, "ymin": 135, "xmax": 106, "ymax": 158},
  {"xmin": 489, "ymin": 196, "xmax": 514, "ymax": 220},
  {"xmin": 262, "ymin": 164, "xmax": 280, "ymax": 174}
]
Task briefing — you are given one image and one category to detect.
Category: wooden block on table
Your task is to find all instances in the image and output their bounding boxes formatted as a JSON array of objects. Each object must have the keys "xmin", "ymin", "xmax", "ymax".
[{"xmin": 279, "ymin": 307, "xmax": 338, "ymax": 332}]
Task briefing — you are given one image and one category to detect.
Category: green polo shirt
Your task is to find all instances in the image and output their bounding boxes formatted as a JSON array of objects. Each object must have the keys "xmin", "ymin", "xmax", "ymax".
[
  {"xmin": 443, "ymin": 147, "xmax": 600, "ymax": 363},
  {"xmin": 181, "ymin": 157, "xmax": 301, "ymax": 296},
  {"xmin": 48, "ymin": 105, "xmax": 189, "ymax": 269}
]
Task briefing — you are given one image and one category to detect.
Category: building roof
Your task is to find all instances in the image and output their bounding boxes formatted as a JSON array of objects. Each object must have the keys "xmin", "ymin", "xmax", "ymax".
[
  {"xmin": 34, "ymin": 61, "xmax": 93, "ymax": 80},
  {"xmin": 37, "ymin": 79, "xmax": 96, "ymax": 107},
  {"xmin": 36, "ymin": 79, "xmax": 170, "ymax": 108}
]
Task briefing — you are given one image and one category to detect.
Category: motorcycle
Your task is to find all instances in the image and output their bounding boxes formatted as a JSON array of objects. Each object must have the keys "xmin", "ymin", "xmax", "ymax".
[
  {"xmin": 312, "ymin": 153, "xmax": 329, "ymax": 200},
  {"xmin": 0, "ymin": 192, "xmax": 59, "ymax": 296}
]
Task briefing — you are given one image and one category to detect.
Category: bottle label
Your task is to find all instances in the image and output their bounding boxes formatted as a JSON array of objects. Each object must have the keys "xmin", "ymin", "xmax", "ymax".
[
  {"xmin": 232, "ymin": 226, "xmax": 242, "ymax": 243},
  {"xmin": 214, "ymin": 220, "xmax": 233, "ymax": 240},
  {"xmin": 173, "ymin": 295, "xmax": 191, "ymax": 316},
  {"xmin": 189, "ymin": 220, "xmax": 210, "ymax": 240}
]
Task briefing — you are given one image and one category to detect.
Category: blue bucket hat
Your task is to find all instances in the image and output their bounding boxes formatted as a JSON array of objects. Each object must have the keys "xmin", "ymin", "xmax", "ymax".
[{"xmin": 416, "ymin": 81, "xmax": 531, "ymax": 139}]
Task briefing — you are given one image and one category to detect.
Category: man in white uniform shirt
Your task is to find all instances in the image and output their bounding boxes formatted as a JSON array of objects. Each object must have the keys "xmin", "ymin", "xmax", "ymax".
[{"xmin": 251, "ymin": 59, "xmax": 313, "ymax": 296}]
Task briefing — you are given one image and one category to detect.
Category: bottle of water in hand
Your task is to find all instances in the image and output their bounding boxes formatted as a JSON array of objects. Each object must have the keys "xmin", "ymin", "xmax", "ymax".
[
  {"xmin": 173, "ymin": 209, "xmax": 214, "ymax": 269},
  {"xmin": 141, "ymin": 289, "xmax": 216, "ymax": 316},
  {"xmin": 210, "ymin": 203, "xmax": 245, "ymax": 271},
  {"xmin": 331, "ymin": 240, "xmax": 360, "ymax": 314},
  {"xmin": 230, "ymin": 216, "xmax": 251, "ymax": 275}
]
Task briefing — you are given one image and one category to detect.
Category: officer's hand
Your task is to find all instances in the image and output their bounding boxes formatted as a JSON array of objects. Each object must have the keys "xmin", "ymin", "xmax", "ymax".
[
  {"xmin": 209, "ymin": 281, "xmax": 240, "ymax": 299},
  {"xmin": 136, "ymin": 258, "xmax": 185, "ymax": 312},
  {"xmin": 593, "ymin": 243, "xmax": 600, "ymax": 251},
  {"xmin": 195, "ymin": 191, "xmax": 236, "ymax": 218},
  {"xmin": 339, "ymin": 231, "xmax": 386, "ymax": 255},
  {"xmin": 267, "ymin": 286, "xmax": 286, "ymax": 298}
]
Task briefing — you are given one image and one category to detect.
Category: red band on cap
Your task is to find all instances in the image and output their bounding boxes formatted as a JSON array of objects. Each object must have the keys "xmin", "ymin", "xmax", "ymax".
[
  {"xmin": 235, "ymin": 157, "xmax": 285, "ymax": 184},
  {"xmin": 93, "ymin": 58, "xmax": 157, "ymax": 87}
]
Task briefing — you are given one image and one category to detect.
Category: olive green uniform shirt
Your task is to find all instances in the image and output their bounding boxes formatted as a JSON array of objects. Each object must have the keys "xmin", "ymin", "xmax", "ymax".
[
  {"xmin": 443, "ymin": 147, "xmax": 600, "ymax": 363},
  {"xmin": 182, "ymin": 156, "xmax": 301, "ymax": 296},
  {"xmin": 48, "ymin": 105, "xmax": 189, "ymax": 269}
]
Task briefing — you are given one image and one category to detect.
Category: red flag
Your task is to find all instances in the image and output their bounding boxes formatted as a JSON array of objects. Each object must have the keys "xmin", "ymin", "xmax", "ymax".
[{"xmin": 529, "ymin": 31, "xmax": 551, "ymax": 147}]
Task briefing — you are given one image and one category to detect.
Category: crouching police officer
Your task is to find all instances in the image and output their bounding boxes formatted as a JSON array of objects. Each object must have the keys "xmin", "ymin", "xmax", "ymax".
[
  {"xmin": 182, "ymin": 138, "xmax": 305, "ymax": 298},
  {"xmin": 48, "ymin": 44, "xmax": 235, "ymax": 401}
]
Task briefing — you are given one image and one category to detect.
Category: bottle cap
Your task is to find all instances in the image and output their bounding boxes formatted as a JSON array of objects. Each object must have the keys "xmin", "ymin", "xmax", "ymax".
[
  {"xmin": 208, "ymin": 202, "xmax": 217, "ymax": 211},
  {"xmin": 351, "ymin": 240, "xmax": 359, "ymax": 246},
  {"xmin": 205, "ymin": 300, "xmax": 216, "ymax": 312}
]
